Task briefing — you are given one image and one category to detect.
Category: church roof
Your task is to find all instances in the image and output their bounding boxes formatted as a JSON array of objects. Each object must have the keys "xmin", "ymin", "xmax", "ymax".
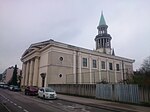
[
  {"xmin": 21, "ymin": 39, "xmax": 134, "ymax": 63},
  {"xmin": 99, "ymin": 12, "xmax": 106, "ymax": 26}
]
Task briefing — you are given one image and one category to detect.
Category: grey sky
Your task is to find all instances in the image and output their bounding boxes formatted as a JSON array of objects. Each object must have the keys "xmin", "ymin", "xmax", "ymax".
[{"xmin": 0, "ymin": 0, "xmax": 150, "ymax": 73}]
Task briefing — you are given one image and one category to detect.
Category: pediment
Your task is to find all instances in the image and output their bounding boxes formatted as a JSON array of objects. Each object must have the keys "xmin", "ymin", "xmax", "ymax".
[{"xmin": 22, "ymin": 40, "xmax": 52, "ymax": 57}]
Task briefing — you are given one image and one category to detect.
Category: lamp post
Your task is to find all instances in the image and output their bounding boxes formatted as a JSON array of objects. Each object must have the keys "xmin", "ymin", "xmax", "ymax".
[
  {"xmin": 40, "ymin": 73, "xmax": 46, "ymax": 87},
  {"xmin": 17, "ymin": 70, "xmax": 22, "ymax": 88},
  {"xmin": 18, "ymin": 75, "xmax": 22, "ymax": 88}
]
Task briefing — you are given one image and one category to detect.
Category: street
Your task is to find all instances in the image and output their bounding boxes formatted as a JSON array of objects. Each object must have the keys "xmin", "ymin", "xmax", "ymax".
[{"xmin": 0, "ymin": 88, "xmax": 114, "ymax": 112}]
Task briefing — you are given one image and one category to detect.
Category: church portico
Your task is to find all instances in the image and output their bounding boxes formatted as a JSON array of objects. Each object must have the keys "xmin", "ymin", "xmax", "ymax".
[{"xmin": 21, "ymin": 52, "xmax": 40, "ymax": 87}]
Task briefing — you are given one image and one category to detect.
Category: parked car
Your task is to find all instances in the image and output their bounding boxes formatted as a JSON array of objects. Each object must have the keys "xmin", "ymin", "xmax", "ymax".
[
  {"xmin": 9, "ymin": 85, "xmax": 14, "ymax": 91},
  {"xmin": 25, "ymin": 86, "xmax": 38, "ymax": 95},
  {"xmin": 12, "ymin": 86, "xmax": 21, "ymax": 92},
  {"xmin": 0, "ymin": 84, "xmax": 4, "ymax": 88},
  {"xmin": 3, "ymin": 84, "xmax": 9, "ymax": 89},
  {"xmin": 38, "ymin": 87, "xmax": 57, "ymax": 99}
]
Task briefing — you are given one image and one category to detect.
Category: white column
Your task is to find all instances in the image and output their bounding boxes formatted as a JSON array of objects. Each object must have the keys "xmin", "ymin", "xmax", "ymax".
[
  {"xmin": 33, "ymin": 57, "xmax": 39, "ymax": 86},
  {"xmin": 106, "ymin": 59, "xmax": 109, "ymax": 83},
  {"xmin": 27, "ymin": 61, "xmax": 30, "ymax": 86},
  {"xmin": 114, "ymin": 61, "xmax": 117, "ymax": 83},
  {"xmin": 120, "ymin": 61, "xmax": 123, "ymax": 82},
  {"xmin": 124, "ymin": 64, "xmax": 126, "ymax": 80},
  {"xmin": 73, "ymin": 51, "xmax": 76, "ymax": 84},
  {"xmin": 89, "ymin": 55, "xmax": 92, "ymax": 84},
  {"xmin": 98, "ymin": 58, "xmax": 102, "ymax": 82},
  {"xmin": 29, "ymin": 60, "xmax": 33, "ymax": 86},
  {"xmin": 21, "ymin": 63, "xmax": 26, "ymax": 86},
  {"xmin": 78, "ymin": 52, "xmax": 82, "ymax": 84},
  {"xmin": 25, "ymin": 61, "xmax": 29, "ymax": 86}
]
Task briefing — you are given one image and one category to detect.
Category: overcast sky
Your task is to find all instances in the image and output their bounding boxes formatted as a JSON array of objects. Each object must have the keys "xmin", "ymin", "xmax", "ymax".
[{"xmin": 0, "ymin": 0, "xmax": 150, "ymax": 73}]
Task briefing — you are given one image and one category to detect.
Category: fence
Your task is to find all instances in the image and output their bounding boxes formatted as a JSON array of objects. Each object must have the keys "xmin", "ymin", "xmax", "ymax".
[
  {"xmin": 48, "ymin": 84, "xmax": 150, "ymax": 104},
  {"xmin": 48, "ymin": 84, "xmax": 96, "ymax": 97},
  {"xmin": 96, "ymin": 84, "xmax": 139, "ymax": 104},
  {"xmin": 138, "ymin": 85, "xmax": 150, "ymax": 103}
]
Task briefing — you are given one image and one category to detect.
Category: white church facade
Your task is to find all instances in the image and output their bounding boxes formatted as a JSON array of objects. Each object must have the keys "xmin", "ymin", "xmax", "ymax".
[{"xmin": 21, "ymin": 13, "xmax": 134, "ymax": 87}]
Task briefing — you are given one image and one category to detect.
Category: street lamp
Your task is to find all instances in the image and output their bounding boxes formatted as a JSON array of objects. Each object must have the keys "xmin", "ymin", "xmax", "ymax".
[
  {"xmin": 18, "ymin": 75, "xmax": 23, "ymax": 88},
  {"xmin": 40, "ymin": 73, "xmax": 46, "ymax": 87}
]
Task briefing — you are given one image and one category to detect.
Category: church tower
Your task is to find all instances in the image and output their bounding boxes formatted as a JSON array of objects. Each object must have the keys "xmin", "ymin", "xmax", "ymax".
[{"xmin": 95, "ymin": 12, "xmax": 112, "ymax": 54}]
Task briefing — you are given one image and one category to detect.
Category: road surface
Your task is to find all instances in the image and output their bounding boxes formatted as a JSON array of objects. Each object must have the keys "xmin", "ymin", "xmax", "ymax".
[{"xmin": 0, "ymin": 88, "xmax": 116, "ymax": 112}]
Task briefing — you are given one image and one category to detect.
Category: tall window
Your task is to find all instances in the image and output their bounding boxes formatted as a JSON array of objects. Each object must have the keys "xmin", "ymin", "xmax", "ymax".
[
  {"xmin": 101, "ymin": 61, "xmax": 105, "ymax": 69},
  {"xmin": 109, "ymin": 63, "xmax": 113, "ymax": 70},
  {"xmin": 93, "ymin": 59, "xmax": 97, "ymax": 68},
  {"xmin": 83, "ymin": 58, "xmax": 87, "ymax": 67},
  {"xmin": 116, "ymin": 64, "xmax": 120, "ymax": 71}
]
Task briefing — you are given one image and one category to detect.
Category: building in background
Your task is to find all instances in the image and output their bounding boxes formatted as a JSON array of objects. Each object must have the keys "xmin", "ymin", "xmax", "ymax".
[
  {"xmin": 21, "ymin": 13, "xmax": 134, "ymax": 87},
  {"xmin": 1, "ymin": 66, "xmax": 21, "ymax": 84}
]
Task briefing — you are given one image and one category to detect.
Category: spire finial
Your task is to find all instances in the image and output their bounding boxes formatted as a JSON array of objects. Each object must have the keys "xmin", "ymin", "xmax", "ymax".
[
  {"xmin": 99, "ymin": 11, "xmax": 106, "ymax": 26},
  {"xmin": 112, "ymin": 48, "xmax": 115, "ymax": 56}
]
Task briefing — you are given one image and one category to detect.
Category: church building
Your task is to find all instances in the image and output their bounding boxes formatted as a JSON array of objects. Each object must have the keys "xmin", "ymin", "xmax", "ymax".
[{"xmin": 21, "ymin": 13, "xmax": 134, "ymax": 87}]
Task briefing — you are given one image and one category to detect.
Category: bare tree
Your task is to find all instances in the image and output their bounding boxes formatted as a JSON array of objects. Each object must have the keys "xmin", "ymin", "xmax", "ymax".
[
  {"xmin": 128, "ymin": 56, "xmax": 150, "ymax": 86},
  {"xmin": 140, "ymin": 56, "xmax": 150, "ymax": 73}
]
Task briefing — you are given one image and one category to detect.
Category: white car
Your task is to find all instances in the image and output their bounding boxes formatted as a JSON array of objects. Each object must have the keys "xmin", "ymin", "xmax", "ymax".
[
  {"xmin": 38, "ymin": 87, "xmax": 57, "ymax": 99},
  {"xmin": 9, "ymin": 85, "xmax": 14, "ymax": 90}
]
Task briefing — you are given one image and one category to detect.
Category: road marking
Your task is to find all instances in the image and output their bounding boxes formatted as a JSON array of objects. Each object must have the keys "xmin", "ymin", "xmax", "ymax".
[
  {"xmin": 18, "ymin": 106, "xmax": 22, "ymax": 109},
  {"xmin": 7, "ymin": 99, "xmax": 10, "ymax": 101},
  {"xmin": 23, "ymin": 109, "xmax": 29, "ymax": 112},
  {"xmin": 67, "ymin": 105, "xmax": 75, "ymax": 109},
  {"xmin": 57, "ymin": 103, "xmax": 62, "ymax": 105},
  {"xmin": 49, "ymin": 101, "xmax": 53, "ymax": 103},
  {"xmin": 14, "ymin": 103, "xmax": 17, "ymax": 106},
  {"xmin": 10, "ymin": 101, "xmax": 13, "ymax": 103}
]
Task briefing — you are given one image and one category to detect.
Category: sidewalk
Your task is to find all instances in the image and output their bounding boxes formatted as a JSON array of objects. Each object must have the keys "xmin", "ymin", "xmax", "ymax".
[{"xmin": 57, "ymin": 94, "xmax": 150, "ymax": 112}]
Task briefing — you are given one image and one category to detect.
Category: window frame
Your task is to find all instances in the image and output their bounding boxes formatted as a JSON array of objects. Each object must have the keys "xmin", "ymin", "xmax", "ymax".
[
  {"xmin": 116, "ymin": 64, "xmax": 120, "ymax": 71},
  {"xmin": 101, "ymin": 61, "xmax": 106, "ymax": 70},
  {"xmin": 92, "ymin": 59, "xmax": 97, "ymax": 68},
  {"xmin": 82, "ymin": 58, "xmax": 88, "ymax": 67},
  {"xmin": 109, "ymin": 62, "xmax": 113, "ymax": 70}
]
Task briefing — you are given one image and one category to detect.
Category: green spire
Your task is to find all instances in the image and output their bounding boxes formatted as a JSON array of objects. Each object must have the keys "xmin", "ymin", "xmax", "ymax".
[{"xmin": 99, "ymin": 11, "xmax": 106, "ymax": 26}]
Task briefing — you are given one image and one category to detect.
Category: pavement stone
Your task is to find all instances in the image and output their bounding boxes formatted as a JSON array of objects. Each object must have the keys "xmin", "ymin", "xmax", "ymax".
[{"xmin": 57, "ymin": 94, "xmax": 150, "ymax": 112}]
